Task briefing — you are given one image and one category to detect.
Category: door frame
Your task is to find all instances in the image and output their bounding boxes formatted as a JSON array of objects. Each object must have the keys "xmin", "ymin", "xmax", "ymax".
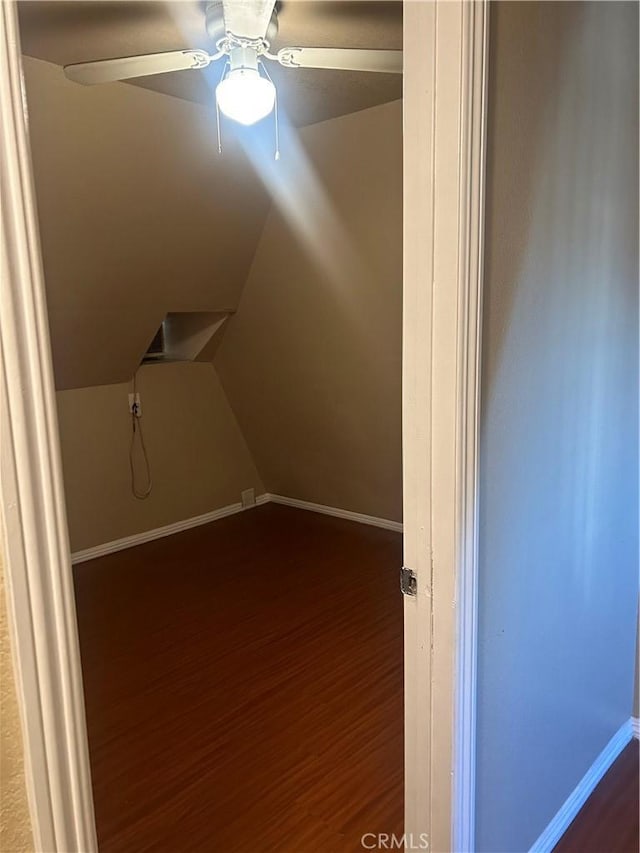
[
  {"xmin": 0, "ymin": 3, "xmax": 97, "ymax": 850},
  {"xmin": 0, "ymin": 0, "xmax": 97, "ymax": 853},
  {"xmin": 1, "ymin": 0, "xmax": 487, "ymax": 850},
  {"xmin": 403, "ymin": 1, "xmax": 488, "ymax": 851}
]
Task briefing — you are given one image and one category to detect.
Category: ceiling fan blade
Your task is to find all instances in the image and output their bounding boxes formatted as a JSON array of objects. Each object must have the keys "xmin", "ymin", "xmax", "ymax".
[
  {"xmin": 275, "ymin": 47, "xmax": 402, "ymax": 74},
  {"xmin": 63, "ymin": 49, "xmax": 212, "ymax": 86},
  {"xmin": 222, "ymin": 0, "xmax": 277, "ymax": 40}
]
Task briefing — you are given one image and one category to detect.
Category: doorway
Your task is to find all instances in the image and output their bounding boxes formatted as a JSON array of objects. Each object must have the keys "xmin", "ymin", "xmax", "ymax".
[
  {"xmin": 1, "ymin": 2, "xmax": 487, "ymax": 851},
  {"xmin": 15, "ymin": 2, "xmax": 405, "ymax": 850}
]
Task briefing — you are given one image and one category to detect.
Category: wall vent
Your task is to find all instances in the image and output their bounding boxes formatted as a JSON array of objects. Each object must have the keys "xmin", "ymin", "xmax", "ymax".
[{"xmin": 141, "ymin": 311, "xmax": 231, "ymax": 366}]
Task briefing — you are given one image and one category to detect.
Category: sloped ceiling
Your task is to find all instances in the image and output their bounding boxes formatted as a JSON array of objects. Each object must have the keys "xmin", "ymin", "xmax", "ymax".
[
  {"xmin": 22, "ymin": 56, "xmax": 272, "ymax": 389},
  {"xmin": 18, "ymin": 1, "xmax": 402, "ymax": 127},
  {"xmin": 21, "ymin": 2, "xmax": 402, "ymax": 391}
]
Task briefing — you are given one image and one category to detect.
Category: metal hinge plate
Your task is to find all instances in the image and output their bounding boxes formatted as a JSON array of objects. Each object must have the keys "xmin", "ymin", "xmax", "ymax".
[{"xmin": 400, "ymin": 566, "xmax": 417, "ymax": 597}]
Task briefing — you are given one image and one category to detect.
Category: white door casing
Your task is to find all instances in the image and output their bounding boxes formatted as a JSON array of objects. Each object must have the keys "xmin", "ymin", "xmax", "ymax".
[
  {"xmin": 403, "ymin": 1, "xmax": 487, "ymax": 851},
  {"xmin": 0, "ymin": 3, "xmax": 97, "ymax": 850}
]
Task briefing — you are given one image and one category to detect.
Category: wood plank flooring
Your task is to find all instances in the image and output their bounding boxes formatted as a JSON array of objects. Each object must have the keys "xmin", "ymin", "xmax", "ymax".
[
  {"xmin": 554, "ymin": 740, "xmax": 639, "ymax": 853},
  {"xmin": 73, "ymin": 504, "xmax": 404, "ymax": 852}
]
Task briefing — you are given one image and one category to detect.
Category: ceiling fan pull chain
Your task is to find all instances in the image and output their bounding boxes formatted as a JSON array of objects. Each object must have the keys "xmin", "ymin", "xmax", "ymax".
[
  {"xmin": 260, "ymin": 59, "xmax": 279, "ymax": 160},
  {"xmin": 215, "ymin": 60, "xmax": 230, "ymax": 155},
  {"xmin": 273, "ymin": 87, "xmax": 280, "ymax": 160},
  {"xmin": 216, "ymin": 98, "xmax": 222, "ymax": 154}
]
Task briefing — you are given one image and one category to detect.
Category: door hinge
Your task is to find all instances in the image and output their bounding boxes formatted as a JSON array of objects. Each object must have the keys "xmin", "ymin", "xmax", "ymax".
[{"xmin": 400, "ymin": 566, "xmax": 417, "ymax": 597}]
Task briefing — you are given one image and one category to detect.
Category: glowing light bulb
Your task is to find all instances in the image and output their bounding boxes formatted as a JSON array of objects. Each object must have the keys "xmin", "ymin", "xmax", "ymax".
[{"xmin": 216, "ymin": 68, "xmax": 276, "ymax": 126}]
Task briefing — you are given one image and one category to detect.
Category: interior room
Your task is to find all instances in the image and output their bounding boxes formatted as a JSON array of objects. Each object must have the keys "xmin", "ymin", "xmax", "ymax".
[
  {"xmin": 16, "ymin": 1, "xmax": 403, "ymax": 850},
  {"xmin": 3, "ymin": 2, "xmax": 638, "ymax": 852}
]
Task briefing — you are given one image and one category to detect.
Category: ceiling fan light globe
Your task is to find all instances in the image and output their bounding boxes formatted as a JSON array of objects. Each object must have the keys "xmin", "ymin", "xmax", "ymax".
[{"xmin": 216, "ymin": 69, "xmax": 276, "ymax": 126}]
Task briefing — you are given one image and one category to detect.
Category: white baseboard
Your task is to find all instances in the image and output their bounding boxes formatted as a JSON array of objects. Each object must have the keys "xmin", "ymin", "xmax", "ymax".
[
  {"xmin": 71, "ymin": 493, "xmax": 401, "ymax": 563},
  {"xmin": 71, "ymin": 494, "xmax": 270, "ymax": 564},
  {"xmin": 529, "ymin": 718, "xmax": 634, "ymax": 853},
  {"xmin": 265, "ymin": 493, "xmax": 403, "ymax": 533},
  {"xmin": 632, "ymin": 717, "xmax": 640, "ymax": 739}
]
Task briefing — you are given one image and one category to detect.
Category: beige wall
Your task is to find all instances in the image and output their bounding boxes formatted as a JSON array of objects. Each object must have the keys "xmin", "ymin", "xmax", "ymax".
[
  {"xmin": 22, "ymin": 57, "xmax": 271, "ymax": 391},
  {"xmin": 26, "ymin": 58, "xmax": 402, "ymax": 550},
  {"xmin": 0, "ymin": 550, "xmax": 34, "ymax": 852},
  {"xmin": 58, "ymin": 362, "xmax": 264, "ymax": 552},
  {"xmin": 216, "ymin": 100, "xmax": 403, "ymax": 522},
  {"xmin": 477, "ymin": 3, "xmax": 638, "ymax": 851}
]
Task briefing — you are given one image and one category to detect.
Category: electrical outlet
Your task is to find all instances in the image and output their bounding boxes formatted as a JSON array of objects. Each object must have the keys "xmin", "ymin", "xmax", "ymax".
[
  {"xmin": 128, "ymin": 392, "xmax": 142, "ymax": 417},
  {"xmin": 241, "ymin": 488, "xmax": 256, "ymax": 508}
]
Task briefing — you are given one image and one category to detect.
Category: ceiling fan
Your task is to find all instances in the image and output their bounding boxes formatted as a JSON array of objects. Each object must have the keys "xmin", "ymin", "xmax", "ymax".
[{"xmin": 63, "ymin": 0, "xmax": 402, "ymax": 127}]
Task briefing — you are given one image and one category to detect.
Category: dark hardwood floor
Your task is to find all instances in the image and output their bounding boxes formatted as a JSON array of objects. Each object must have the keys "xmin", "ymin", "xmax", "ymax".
[
  {"xmin": 554, "ymin": 740, "xmax": 639, "ymax": 853},
  {"xmin": 73, "ymin": 504, "xmax": 404, "ymax": 852}
]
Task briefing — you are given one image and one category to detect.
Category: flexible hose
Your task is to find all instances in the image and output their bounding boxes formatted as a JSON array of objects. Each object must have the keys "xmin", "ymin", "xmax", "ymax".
[{"xmin": 129, "ymin": 370, "xmax": 152, "ymax": 500}]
